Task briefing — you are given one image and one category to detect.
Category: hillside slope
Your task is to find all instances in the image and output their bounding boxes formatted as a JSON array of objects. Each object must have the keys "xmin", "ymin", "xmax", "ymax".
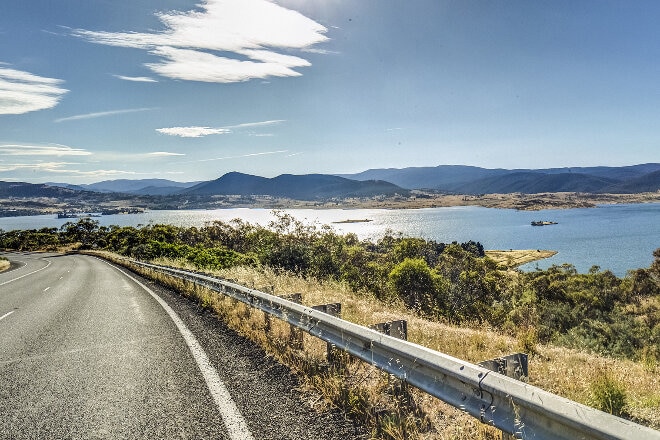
[{"xmin": 183, "ymin": 172, "xmax": 408, "ymax": 199}]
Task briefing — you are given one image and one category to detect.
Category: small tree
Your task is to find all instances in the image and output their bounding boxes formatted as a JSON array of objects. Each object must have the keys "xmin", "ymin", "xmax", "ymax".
[{"xmin": 388, "ymin": 258, "xmax": 449, "ymax": 316}]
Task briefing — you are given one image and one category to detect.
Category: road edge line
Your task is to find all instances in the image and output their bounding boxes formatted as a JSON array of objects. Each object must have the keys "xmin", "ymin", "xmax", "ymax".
[
  {"xmin": 101, "ymin": 258, "xmax": 256, "ymax": 440},
  {"xmin": 0, "ymin": 259, "xmax": 51, "ymax": 286}
]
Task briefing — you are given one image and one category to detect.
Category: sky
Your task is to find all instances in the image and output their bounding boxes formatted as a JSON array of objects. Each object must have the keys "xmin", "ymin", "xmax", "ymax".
[{"xmin": 1, "ymin": 0, "xmax": 659, "ymax": 184}]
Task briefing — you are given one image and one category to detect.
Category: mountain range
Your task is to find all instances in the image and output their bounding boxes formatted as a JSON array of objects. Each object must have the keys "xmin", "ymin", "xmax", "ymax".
[
  {"xmin": 47, "ymin": 179, "xmax": 201, "ymax": 196},
  {"xmin": 7, "ymin": 163, "xmax": 660, "ymax": 200},
  {"xmin": 339, "ymin": 163, "xmax": 660, "ymax": 194},
  {"xmin": 182, "ymin": 172, "xmax": 406, "ymax": 199}
]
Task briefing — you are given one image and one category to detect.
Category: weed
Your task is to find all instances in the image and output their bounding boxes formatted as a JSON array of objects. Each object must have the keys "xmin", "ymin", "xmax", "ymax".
[
  {"xmin": 589, "ymin": 371, "xmax": 628, "ymax": 417},
  {"xmin": 516, "ymin": 327, "xmax": 539, "ymax": 356}
]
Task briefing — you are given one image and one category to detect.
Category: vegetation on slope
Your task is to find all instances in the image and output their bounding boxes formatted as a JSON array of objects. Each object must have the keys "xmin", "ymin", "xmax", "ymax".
[{"xmin": 1, "ymin": 212, "xmax": 658, "ymax": 361}]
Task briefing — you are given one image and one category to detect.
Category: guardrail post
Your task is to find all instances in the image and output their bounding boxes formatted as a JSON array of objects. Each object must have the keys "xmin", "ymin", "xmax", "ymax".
[
  {"xmin": 311, "ymin": 303, "xmax": 342, "ymax": 365},
  {"xmin": 479, "ymin": 353, "xmax": 529, "ymax": 439},
  {"xmin": 281, "ymin": 293, "xmax": 304, "ymax": 350},
  {"xmin": 371, "ymin": 320, "xmax": 411, "ymax": 405},
  {"xmin": 370, "ymin": 320, "xmax": 407, "ymax": 341}
]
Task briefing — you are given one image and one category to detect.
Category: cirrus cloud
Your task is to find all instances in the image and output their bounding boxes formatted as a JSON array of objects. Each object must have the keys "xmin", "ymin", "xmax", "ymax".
[
  {"xmin": 73, "ymin": 0, "xmax": 328, "ymax": 83},
  {"xmin": 113, "ymin": 75, "xmax": 158, "ymax": 83},
  {"xmin": 0, "ymin": 66, "xmax": 68, "ymax": 115},
  {"xmin": 156, "ymin": 126, "xmax": 231, "ymax": 138},
  {"xmin": 146, "ymin": 151, "xmax": 185, "ymax": 157},
  {"xmin": 0, "ymin": 143, "xmax": 91, "ymax": 156},
  {"xmin": 157, "ymin": 119, "xmax": 284, "ymax": 138}
]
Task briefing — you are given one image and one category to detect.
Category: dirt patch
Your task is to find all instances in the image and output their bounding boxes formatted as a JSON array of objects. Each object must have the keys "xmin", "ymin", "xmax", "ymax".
[{"xmin": 485, "ymin": 249, "xmax": 557, "ymax": 268}]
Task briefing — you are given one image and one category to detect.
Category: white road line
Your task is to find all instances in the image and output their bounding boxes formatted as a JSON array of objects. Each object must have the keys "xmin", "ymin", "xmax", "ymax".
[
  {"xmin": 103, "ymin": 259, "xmax": 255, "ymax": 440},
  {"xmin": 0, "ymin": 259, "xmax": 52, "ymax": 286},
  {"xmin": 0, "ymin": 310, "xmax": 16, "ymax": 321}
]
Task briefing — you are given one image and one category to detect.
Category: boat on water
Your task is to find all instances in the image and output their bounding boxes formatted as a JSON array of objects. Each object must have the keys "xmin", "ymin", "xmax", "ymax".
[
  {"xmin": 332, "ymin": 219, "xmax": 373, "ymax": 224},
  {"xmin": 57, "ymin": 212, "xmax": 102, "ymax": 219},
  {"xmin": 57, "ymin": 212, "xmax": 78, "ymax": 219},
  {"xmin": 531, "ymin": 220, "xmax": 558, "ymax": 226}
]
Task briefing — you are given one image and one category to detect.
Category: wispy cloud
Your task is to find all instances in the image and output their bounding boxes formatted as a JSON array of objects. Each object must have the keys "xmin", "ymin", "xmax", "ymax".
[
  {"xmin": 226, "ymin": 119, "xmax": 284, "ymax": 129},
  {"xmin": 146, "ymin": 151, "xmax": 185, "ymax": 157},
  {"xmin": 0, "ymin": 143, "xmax": 91, "ymax": 156},
  {"xmin": 0, "ymin": 66, "xmax": 68, "ymax": 115},
  {"xmin": 0, "ymin": 160, "xmax": 147, "ymax": 179},
  {"xmin": 194, "ymin": 150, "xmax": 289, "ymax": 162},
  {"xmin": 0, "ymin": 161, "xmax": 78, "ymax": 173},
  {"xmin": 157, "ymin": 119, "xmax": 284, "ymax": 138},
  {"xmin": 301, "ymin": 48, "xmax": 339, "ymax": 55},
  {"xmin": 73, "ymin": 0, "xmax": 328, "ymax": 83},
  {"xmin": 113, "ymin": 75, "xmax": 158, "ymax": 82},
  {"xmin": 156, "ymin": 126, "xmax": 231, "ymax": 138},
  {"xmin": 54, "ymin": 107, "xmax": 155, "ymax": 123}
]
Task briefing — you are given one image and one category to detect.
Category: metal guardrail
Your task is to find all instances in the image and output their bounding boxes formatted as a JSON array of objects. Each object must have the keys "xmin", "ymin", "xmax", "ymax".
[{"xmin": 131, "ymin": 260, "xmax": 659, "ymax": 440}]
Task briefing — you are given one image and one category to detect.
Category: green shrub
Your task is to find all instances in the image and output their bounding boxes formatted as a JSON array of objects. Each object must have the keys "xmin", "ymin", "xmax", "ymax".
[{"xmin": 388, "ymin": 258, "xmax": 449, "ymax": 315}]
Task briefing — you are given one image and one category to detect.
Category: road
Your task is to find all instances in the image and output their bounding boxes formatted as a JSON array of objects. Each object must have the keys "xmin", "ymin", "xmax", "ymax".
[{"xmin": 0, "ymin": 252, "xmax": 359, "ymax": 439}]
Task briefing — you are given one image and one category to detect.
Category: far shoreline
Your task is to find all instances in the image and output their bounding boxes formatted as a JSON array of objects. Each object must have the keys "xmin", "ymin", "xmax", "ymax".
[{"xmin": 0, "ymin": 191, "xmax": 659, "ymax": 218}]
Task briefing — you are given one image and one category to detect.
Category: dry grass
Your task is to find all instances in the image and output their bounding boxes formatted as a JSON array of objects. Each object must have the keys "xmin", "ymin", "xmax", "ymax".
[
  {"xmin": 0, "ymin": 258, "xmax": 9, "ymax": 272},
  {"xmin": 93, "ymin": 252, "xmax": 660, "ymax": 438}
]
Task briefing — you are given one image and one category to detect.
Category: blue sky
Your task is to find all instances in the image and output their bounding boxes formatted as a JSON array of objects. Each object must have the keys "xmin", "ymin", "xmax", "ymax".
[{"xmin": 1, "ymin": 0, "xmax": 659, "ymax": 184}]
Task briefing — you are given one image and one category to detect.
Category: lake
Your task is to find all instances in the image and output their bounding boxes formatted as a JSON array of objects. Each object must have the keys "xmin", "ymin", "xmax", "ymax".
[{"xmin": 1, "ymin": 203, "xmax": 658, "ymax": 277}]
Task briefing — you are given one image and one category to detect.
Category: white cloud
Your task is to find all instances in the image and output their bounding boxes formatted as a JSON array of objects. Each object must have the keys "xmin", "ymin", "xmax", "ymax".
[
  {"xmin": 113, "ymin": 75, "xmax": 158, "ymax": 82},
  {"xmin": 55, "ymin": 107, "xmax": 155, "ymax": 123},
  {"xmin": 226, "ymin": 119, "xmax": 284, "ymax": 129},
  {"xmin": 196, "ymin": 149, "xmax": 288, "ymax": 162},
  {"xmin": 0, "ymin": 143, "xmax": 91, "ymax": 156},
  {"xmin": 146, "ymin": 151, "xmax": 185, "ymax": 157},
  {"xmin": 0, "ymin": 161, "xmax": 77, "ymax": 173},
  {"xmin": 156, "ymin": 126, "xmax": 231, "ymax": 138},
  {"xmin": 146, "ymin": 46, "xmax": 303, "ymax": 83},
  {"xmin": 0, "ymin": 160, "xmax": 142, "ymax": 178},
  {"xmin": 0, "ymin": 66, "xmax": 68, "ymax": 115},
  {"xmin": 74, "ymin": 0, "xmax": 328, "ymax": 83},
  {"xmin": 157, "ymin": 119, "xmax": 284, "ymax": 138}
]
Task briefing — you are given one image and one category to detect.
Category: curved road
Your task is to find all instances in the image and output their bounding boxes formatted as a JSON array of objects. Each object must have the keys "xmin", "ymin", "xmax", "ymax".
[{"xmin": 0, "ymin": 252, "xmax": 359, "ymax": 439}]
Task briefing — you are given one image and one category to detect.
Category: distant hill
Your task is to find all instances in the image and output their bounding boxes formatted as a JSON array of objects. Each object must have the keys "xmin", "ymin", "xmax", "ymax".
[
  {"xmin": 47, "ymin": 179, "xmax": 201, "ymax": 195},
  {"xmin": 451, "ymin": 172, "xmax": 620, "ymax": 194},
  {"xmin": 183, "ymin": 172, "xmax": 408, "ymax": 199},
  {"xmin": 0, "ymin": 181, "xmax": 84, "ymax": 198},
  {"xmin": 340, "ymin": 163, "xmax": 660, "ymax": 194},
  {"xmin": 604, "ymin": 169, "xmax": 660, "ymax": 193},
  {"xmin": 338, "ymin": 165, "xmax": 509, "ymax": 190}
]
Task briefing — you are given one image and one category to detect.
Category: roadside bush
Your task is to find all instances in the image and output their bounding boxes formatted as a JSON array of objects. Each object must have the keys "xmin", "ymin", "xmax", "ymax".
[
  {"xmin": 388, "ymin": 258, "xmax": 449, "ymax": 316},
  {"xmin": 186, "ymin": 246, "xmax": 244, "ymax": 270}
]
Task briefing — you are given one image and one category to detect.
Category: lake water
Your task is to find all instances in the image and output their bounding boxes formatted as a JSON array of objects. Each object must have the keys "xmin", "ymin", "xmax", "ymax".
[{"xmin": 1, "ymin": 203, "xmax": 658, "ymax": 277}]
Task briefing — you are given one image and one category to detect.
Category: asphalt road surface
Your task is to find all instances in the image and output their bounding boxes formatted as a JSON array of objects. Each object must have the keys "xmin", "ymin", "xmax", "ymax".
[{"xmin": 0, "ymin": 252, "xmax": 360, "ymax": 439}]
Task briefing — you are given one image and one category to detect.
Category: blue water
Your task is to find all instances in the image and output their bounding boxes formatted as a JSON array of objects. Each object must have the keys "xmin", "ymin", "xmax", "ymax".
[{"xmin": 1, "ymin": 204, "xmax": 658, "ymax": 277}]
